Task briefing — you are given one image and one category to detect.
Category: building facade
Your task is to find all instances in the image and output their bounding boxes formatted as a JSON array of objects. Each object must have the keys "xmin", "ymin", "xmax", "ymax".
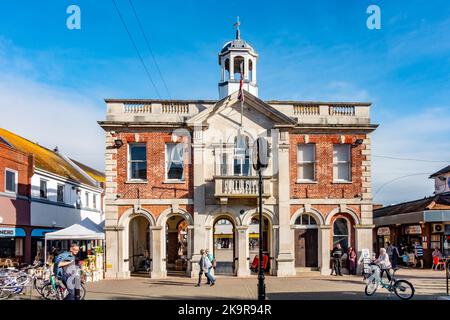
[
  {"xmin": 99, "ymin": 29, "xmax": 378, "ymax": 279},
  {"xmin": 0, "ymin": 128, "xmax": 105, "ymax": 263},
  {"xmin": 374, "ymin": 165, "xmax": 450, "ymax": 267}
]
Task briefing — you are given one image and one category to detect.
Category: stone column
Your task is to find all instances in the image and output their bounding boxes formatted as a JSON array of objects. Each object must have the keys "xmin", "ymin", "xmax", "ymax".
[
  {"xmin": 150, "ymin": 226, "xmax": 166, "ymax": 278},
  {"xmin": 186, "ymin": 225, "xmax": 194, "ymax": 275},
  {"xmin": 320, "ymin": 225, "xmax": 332, "ymax": 275},
  {"xmin": 191, "ymin": 127, "xmax": 206, "ymax": 277},
  {"xmin": 275, "ymin": 130, "xmax": 296, "ymax": 276},
  {"xmin": 236, "ymin": 226, "xmax": 250, "ymax": 277}
]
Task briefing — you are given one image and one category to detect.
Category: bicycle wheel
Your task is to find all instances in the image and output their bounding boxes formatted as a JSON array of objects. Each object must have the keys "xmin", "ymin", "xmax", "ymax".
[
  {"xmin": 79, "ymin": 283, "xmax": 86, "ymax": 300},
  {"xmin": 41, "ymin": 283, "xmax": 66, "ymax": 300},
  {"xmin": 365, "ymin": 278, "xmax": 378, "ymax": 296},
  {"xmin": 393, "ymin": 280, "xmax": 414, "ymax": 300},
  {"xmin": 0, "ymin": 289, "xmax": 12, "ymax": 300}
]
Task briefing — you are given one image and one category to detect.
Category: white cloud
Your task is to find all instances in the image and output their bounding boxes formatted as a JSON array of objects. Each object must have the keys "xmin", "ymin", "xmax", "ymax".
[
  {"xmin": 0, "ymin": 72, "xmax": 105, "ymax": 171},
  {"xmin": 372, "ymin": 107, "xmax": 450, "ymax": 205}
]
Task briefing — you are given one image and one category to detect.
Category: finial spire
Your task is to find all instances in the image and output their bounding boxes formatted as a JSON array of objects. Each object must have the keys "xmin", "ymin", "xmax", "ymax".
[{"xmin": 233, "ymin": 16, "xmax": 241, "ymax": 40}]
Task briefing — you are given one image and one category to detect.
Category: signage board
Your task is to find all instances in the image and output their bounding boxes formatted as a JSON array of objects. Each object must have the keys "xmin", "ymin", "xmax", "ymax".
[
  {"xmin": 361, "ymin": 248, "xmax": 371, "ymax": 273},
  {"xmin": 0, "ymin": 227, "xmax": 15, "ymax": 237},
  {"xmin": 377, "ymin": 227, "xmax": 390, "ymax": 236},
  {"xmin": 405, "ymin": 225, "xmax": 422, "ymax": 235}
]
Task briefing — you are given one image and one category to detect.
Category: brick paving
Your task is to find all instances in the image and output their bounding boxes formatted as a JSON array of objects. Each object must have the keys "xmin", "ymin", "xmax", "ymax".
[{"xmin": 81, "ymin": 268, "xmax": 448, "ymax": 300}]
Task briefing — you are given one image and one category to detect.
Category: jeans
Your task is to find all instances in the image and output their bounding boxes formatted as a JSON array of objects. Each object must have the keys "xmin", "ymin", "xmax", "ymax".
[
  {"xmin": 61, "ymin": 271, "xmax": 81, "ymax": 300},
  {"xmin": 333, "ymin": 258, "xmax": 342, "ymax": 275},
  {"xmin": 206, "ymin": 267, "xmax": 216, "ymax": 284},
  {"xmin": 198, "ymin": 270, "xmax": 214, "ymax": 285}
]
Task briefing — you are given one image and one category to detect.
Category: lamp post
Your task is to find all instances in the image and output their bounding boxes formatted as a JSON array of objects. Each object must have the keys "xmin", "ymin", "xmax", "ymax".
[{"xmin": 252, "ymin": 137, "xmax": 268, "ymax": 301}]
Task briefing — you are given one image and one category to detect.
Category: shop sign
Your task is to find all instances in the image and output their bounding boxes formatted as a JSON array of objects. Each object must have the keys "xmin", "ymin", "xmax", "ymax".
[
  {"xmin": 0, "ymin": 227, "xmax": 15, "ymax": 237},
  {"xmin": 377, "ymin": 227, "xmax": 390, "ymax": 236},
  {"xmin": 405, "ymin": 225, "xmax": 422, "ymax": 235}
]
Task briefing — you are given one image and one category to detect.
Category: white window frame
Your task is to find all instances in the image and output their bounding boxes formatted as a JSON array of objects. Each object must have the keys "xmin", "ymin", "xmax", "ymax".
[
  {"xmin": 56, "ymin": 184, "xmax": 65, "ymax": 203},
  {"xmin": 297, "ymin": 144, "xmax": 316, "ymax": 182},
  {"xmin": 165, "ymin": 143, "xmax": 185, "ymax": 182},
  {"xmin": 93, "ymin": 194, "xmax": 97, "ymax": 209},
  {"xmin": 39, "ymin": 179, "xmax": 48, "ymax": 199},
  {"xmin": 128, "ymin": 143, "xmax": 147, "ymax": 181},
  {"xmin": 333, "ymin": 144, "xmax": 352, "ymax": 183},
  {"xmin": 4, "ymin": 168, "xmax": 18, "ymax": 194},
  {"xmin": 85, "ymin": 191, "xmax": 90, "ymax": 208}
]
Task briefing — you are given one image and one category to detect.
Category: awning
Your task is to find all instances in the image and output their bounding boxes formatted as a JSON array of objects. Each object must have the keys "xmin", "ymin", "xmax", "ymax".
[
  {"xmin": 31, "ymin": 229, "xmax": 57, "ymax": 237},
  {"xmin": 44, "ymin": 218, "xmax": 105, "ymax": 241}
]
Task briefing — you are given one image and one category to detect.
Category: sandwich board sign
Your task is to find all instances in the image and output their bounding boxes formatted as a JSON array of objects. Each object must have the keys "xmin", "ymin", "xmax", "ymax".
[{"xmin": 362, "ymin": 248, "xmax": 371, "ymax": 274}]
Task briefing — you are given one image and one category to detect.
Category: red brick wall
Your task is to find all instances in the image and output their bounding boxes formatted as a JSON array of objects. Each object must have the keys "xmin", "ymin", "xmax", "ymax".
[
  {"xmin": 116, "ymin": 130, "xmax": 193, "ymax": 199},
  {"xmin": 290, "ymin": 134, "xmax": 367, "ymax": 199},
  {"xmin": 0, "ymin": 143, "xmax": 32, "ymax": 226}
]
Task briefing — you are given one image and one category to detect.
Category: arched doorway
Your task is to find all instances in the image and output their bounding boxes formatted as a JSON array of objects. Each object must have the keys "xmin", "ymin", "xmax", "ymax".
[
  {"xmin": 165, "ymin": 215, "xmax": 188, "ymax": 274},
  {"xmin": 248, "ymin": 216, "xmax": 270, "ymax": 274},
  {"xmin": 213, "ymin": 217, "xmax": 236, "ymax": 275},
  {"xmin": 128, "ymin": 216, "xmax": 150, "ymax": 273},
  {"xmin": 294, "ymin": 213, "xmax": 318, "ymax": 268}
]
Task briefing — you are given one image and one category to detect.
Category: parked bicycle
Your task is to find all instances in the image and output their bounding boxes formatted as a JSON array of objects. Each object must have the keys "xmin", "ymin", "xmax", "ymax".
[{"xmin": 365, "ymin": 264, "xmax": 415, "ymax": 300}]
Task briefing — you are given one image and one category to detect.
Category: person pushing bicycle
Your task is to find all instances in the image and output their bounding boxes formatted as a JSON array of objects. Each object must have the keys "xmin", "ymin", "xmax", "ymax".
[
  {"xmin": 373, "ymin": 248, "xmax": 392, "ymax": 281},
  {"xmin": 53, "ymin": 243, "xmax": 82, "ymax": 300}
]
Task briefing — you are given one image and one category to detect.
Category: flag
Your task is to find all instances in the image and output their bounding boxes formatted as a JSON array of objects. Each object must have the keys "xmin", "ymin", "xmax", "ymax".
[{"xmin": 237, "ymin": 61, "xmax": 244, "ymax": 102}]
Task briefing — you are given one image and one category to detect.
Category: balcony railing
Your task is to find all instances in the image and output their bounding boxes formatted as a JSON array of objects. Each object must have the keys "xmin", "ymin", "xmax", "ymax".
[{"xmin": 214, "ymin": 176, "xmax": 271, "ymax": 198}]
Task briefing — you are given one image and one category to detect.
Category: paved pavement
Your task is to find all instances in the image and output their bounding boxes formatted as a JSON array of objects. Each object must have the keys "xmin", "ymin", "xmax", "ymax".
[
  {"xmin": 79, "ymin": 268, "xmax": 449, "ymax": 300},
  {"xmin": 11, "ymin": 268, "xmax": 448, "ymax": 300}
]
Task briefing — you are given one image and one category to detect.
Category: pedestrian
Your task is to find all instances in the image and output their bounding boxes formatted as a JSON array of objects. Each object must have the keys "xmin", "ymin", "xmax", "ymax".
[
  {"xmin": 53, "ymin": 242, "xmax": 82, "ymax": 300},
  {"xmin": 386, "ymin": 242, "xmax": 393, "ymax": 264},
  {"xmin": 414, "ymin": 241, "xmax": 424, "ymax": 268},
  {"xmin": 195, "ymin": 249, "xmax": 215, "ymax": 287},
  {"xmin": 331, "ymin": 243, "xmax": 344, "ymax": 276},
  {"xmin": 374, "ymin": 248, "xmax": 392, "ymax": 281},
  {"xmin": 347, "ymin": 247, "xmax": 357, "ymax": 275},
  {"xmin": 391, "ymin": 244, "xmax": 400, "ymax": 269},
  {"xmin": 205, "ymin": 249, "xmax": 216, "ymax": 285}
]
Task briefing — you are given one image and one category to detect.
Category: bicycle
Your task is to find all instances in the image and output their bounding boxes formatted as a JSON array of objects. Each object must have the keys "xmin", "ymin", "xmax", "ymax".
[
  {"xmin": 40, "ymin": 271, "xmax": 86, "ymax": 300},
  {"xmin": 0, "ymin": 268, "xmax": 32, "ymax": 300},
  {"xmin": 365, "ymin": 264, "xmax": 415, "ymax": 300}
]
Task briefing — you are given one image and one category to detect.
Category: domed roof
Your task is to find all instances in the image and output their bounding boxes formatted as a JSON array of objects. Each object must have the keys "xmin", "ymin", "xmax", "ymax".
[{"xmin": 220, "ymin": 38, "xmax": 256, "ymax": 54}]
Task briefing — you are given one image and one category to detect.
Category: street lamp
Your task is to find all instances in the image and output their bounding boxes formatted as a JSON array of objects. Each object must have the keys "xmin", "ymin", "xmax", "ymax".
[{"xmin": 252, "ymin": 137, "xmax": 269, "ymax": 301}]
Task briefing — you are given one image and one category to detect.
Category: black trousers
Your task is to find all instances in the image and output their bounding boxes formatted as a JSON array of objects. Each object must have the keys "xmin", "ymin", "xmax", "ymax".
[{"xmin": 333, "ymin": 258, "xmax": 342, "ymax": 275}]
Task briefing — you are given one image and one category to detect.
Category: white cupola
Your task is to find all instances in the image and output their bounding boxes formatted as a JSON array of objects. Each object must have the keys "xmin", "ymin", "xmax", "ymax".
[{"xmin": 218, "ymin": 18, "xmax": 258, "ymax": 99}]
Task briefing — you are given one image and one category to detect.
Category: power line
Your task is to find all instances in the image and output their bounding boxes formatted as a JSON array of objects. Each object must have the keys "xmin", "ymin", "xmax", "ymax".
[
  {"xmin": 373, "ymin": 172, "xmax": 432, "ymax": 199},
  {"xmin": 373, "ymin": 155, "xmax": 449, "ymax": 163},
  {"xmin": 128, "ymin": 0, "xmax": 171, "ymax": 98},
  {"xmin": 111, "ymin": 0, "xmax": 162, "ymax": 98}
]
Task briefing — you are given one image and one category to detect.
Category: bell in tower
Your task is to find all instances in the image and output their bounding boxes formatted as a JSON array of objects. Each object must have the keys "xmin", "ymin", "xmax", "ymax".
[{"xmin": 218, "ymin": 17, "xmax": 259, "ymax": 99}]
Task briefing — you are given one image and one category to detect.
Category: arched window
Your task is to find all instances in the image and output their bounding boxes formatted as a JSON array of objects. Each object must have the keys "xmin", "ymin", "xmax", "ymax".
[
  {"xmin": 233, "ymin": 134, "xmax": 250, "ymax": 176},
  {"xmin": 333, "ymin": 218, "xmax": 349, "ymax": 250},
  {"xmin": 224, "ymin": 58, "xmax": 230, "ymax": 81},
  {"xmin": 233, "ymin": 56, "xmax": 245, "ymax": 80},
  {"xmin": 295, "ymin": 214, "xmax": 317, "ymax": 225},
  {"xmin": 249, "ymin": 59, "xmax": 253, "ymax": 82}
]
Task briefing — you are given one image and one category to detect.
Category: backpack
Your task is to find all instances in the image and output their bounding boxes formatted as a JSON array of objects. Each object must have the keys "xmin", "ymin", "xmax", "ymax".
[{"xmin": 53, "ymin": 252, "xmax": 73, "ymax": 278}]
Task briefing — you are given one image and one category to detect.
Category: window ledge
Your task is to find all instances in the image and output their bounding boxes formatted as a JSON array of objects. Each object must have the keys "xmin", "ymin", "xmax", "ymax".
[
  {"xmin": 332, "ymin": 180, "xmax": 353, "ymax": 184},
  {"xmin": 296, "ymin": 180, "xmax": 318, "ymax": 184},
  {"xmin": 125, "ymin": 180, "xmax": 148, "ymax": 184},
  {"xmin": 163, "ymin": 180, "xmax": 186, "ymax": 184}
]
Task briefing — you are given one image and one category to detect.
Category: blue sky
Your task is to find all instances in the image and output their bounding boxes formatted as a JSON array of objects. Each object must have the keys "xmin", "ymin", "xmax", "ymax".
[{"xmin": 0, "ymin": 0, "xmax": 449, "ymax": 205}]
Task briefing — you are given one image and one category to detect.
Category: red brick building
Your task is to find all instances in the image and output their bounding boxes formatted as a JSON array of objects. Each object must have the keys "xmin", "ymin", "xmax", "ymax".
[
  {"xmin": 99, "ymin": 28, "xmax": 378, "ymax": 279},
  {"xmin": 0, "ymin": 136, "xmax": 33, "ymax": 264}
]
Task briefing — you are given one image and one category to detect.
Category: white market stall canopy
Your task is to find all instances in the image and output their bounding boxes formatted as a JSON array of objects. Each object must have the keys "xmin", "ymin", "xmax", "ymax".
[{"xmin": 45, "ymin": 218, "xmax": 105, "ymax": 241}]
